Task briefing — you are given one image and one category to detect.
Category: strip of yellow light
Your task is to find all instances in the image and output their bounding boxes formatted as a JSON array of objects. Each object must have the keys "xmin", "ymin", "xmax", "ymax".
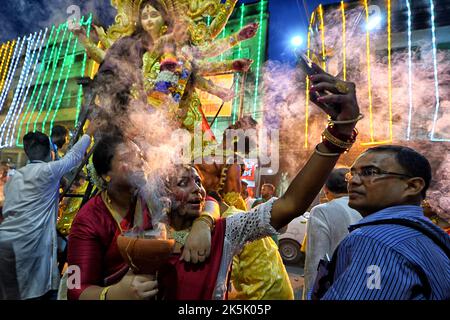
[
  {"xmin": 305, "ymin": 11, "xmax": 316, "ymax": 149},
  {"xmin": 341, "ymin": 1, "xmax": 347, "ymax": 80},
  {"xmin": 318, "ymin": 5, "xmax": 326, "ymax": 69},
  {"xmin": 387, "ymin": 0, "xmax": 393, "ymax": 142},
  {"xmin": 0, "ymin": 44, "xmax": 7, "ymax": 82},
  {"xmin": 361, "ymin": 139, "xmax": 393, "ymax": 147},
  {"xmin": 89, "ymin": 41, "xmax": 102, "ymax": 79},
  {"xmin": 0, "ymin": 44, "xmax": 6, "ymax": 69},
  {"xmin": 363, "ymin": 0, "xmax": 374, "ymax": 142},
  {"xmin": 0, "ymin": 41, "xmax": 15, "ymax": 92}
]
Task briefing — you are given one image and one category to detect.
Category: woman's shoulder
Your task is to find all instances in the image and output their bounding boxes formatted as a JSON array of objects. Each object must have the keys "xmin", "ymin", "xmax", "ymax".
[{"xmin": 73, "ymin": 194, "xmax": 109, "ymax": 224}]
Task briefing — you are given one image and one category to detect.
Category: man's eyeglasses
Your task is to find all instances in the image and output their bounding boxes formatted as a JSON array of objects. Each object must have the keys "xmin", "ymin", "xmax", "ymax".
[{"xmin": 345, "ymin": 166, "xmax": 413, "ymax": 182}]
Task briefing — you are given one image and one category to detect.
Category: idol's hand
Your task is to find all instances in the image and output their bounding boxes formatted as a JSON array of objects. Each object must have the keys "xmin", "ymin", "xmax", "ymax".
[
  {"xmin": 69, "ymin": 23, "xmax": 87, "ymax": 40},
  {"xmin": 237, "ymin": 23, "xmax": 259, "ymax": 41},
  {"xmin": 232, "ymin": 58, "xmax": 253, "ymax": 73},
  {"xmin": 309, "ymin": 64, "xmax": 360, "ymax": 134}
]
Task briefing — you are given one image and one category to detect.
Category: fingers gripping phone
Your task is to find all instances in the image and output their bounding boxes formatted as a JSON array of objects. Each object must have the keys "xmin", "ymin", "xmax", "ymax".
[
  {"xmin": 296, "ymin": 51, "xmax": 320, "ymax": 77},
  {"xmin": 296, "ymin": 51, "xmax": 341, "ymax": 114}
]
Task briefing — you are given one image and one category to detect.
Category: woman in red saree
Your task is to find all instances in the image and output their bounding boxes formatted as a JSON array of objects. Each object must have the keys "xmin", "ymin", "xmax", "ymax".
[
  {"xmin": 67, "ymin": 134, "xmax": 213, "ymax": 300},
  {"xmin": 68, "ymin": 68, "xmax": 362, "ymax": 299}
]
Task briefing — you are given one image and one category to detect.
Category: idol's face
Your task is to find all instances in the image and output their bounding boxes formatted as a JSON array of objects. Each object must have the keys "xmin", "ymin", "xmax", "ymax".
[{"xmin": 140, "ymin": 4, "xmax": 164, "ymax": 37}]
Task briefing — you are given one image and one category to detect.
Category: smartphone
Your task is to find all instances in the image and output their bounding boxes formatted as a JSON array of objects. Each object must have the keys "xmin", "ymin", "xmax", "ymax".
[
  {"xmin": 296, "ymin": 51, "xmax": 319, "ymax": 76},
  {"xmin": 295, "ymin": 51, "xmax": 341, "ymax": 114}
]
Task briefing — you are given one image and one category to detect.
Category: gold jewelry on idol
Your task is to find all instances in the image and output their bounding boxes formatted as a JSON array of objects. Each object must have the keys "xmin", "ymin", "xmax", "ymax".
[
  {"xmin": 335, "ymin": 80, "xmax": 350, "ymax": 94},
  {"xmin": 160, "ymin": 25, "xmax": 168, "ymax": 36}
]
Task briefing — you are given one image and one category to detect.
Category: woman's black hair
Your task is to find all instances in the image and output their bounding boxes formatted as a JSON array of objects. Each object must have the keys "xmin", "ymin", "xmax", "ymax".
[{"xmin": 92, "ymin": 134, "xmax": 124, "ymax": 177}]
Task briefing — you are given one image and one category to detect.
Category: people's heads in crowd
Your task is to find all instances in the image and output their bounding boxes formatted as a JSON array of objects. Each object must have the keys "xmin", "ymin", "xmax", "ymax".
[
  {"xmin": 51, "ymin": 125, "xmax": 69, "ymax": 150},
  {"xmin": 347, "ymin": 145, "xmax": 432, "ymax": 216},
  {"xmin": 323, "ymin": 168, "xmax": 350, "ymax": 201},
  {"xmin": 93, "ymin": 134, "xmax": 146, "ymax": 190},
  {"xmin": 0, "ymin": 164, "xmax": 8, "ymax": 184},
  {"xmin": 23, "ymin": 131, "xmax": 52, "ymax": 162},
  {"xmin": 261, "ymin": 183, "xmax": 275, "ymax": 200},
  {"xmin": 166, "ymin": 165, "xmax": 207, "ymax": 223},
  {"xmin": 241, "ymin": 180, "xmax": 249, "ymax": 199}
]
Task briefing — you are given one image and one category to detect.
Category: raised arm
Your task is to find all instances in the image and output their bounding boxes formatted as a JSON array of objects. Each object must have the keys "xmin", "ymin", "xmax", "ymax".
[
  {"xmin": 48, "ymin": 118, "xmax": 101, "ymax": 179},
  {"xmin": 270, "ymin": 67, "xmax": 361, "ymax": 230}
]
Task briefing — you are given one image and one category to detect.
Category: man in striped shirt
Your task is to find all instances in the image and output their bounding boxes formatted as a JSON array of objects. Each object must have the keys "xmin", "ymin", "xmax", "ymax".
[{"xmin": 319, "ymin": 145, "xmax": 450, "ymax": 300}]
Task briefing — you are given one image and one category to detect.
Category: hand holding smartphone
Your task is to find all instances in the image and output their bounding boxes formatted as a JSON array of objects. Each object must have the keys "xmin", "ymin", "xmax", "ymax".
[{"xmin": 295, "ymin": 51, "xmax": 341, "ymax": 115}]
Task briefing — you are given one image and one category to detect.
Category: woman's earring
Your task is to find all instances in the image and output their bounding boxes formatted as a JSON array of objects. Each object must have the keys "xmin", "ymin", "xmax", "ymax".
[
  {"xmin": 104, "ymin": 176, "xmax": 111, "ymax": 183},
  {"xmin": 160, "ymin": 25, "xmax": 168, "ymax": 36}
]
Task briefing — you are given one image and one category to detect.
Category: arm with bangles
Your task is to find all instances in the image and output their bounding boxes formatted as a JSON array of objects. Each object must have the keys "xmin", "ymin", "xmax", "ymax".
[
  {"xmin": 179, "ymin": 196, "xmax": 220, "ymax": 263},
  {"xmin": 226, "ymin": 67, "xmax": 361, "ymax": 247},
  {"xmin": 269, "ymin": 69, "xmax": 360, "ymax": 230}
]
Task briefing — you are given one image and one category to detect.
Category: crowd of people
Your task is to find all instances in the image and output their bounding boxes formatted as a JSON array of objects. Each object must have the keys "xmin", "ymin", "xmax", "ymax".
[{"xmin": 0, "ymin": 0, "xmax": 449, "ymax": 301}]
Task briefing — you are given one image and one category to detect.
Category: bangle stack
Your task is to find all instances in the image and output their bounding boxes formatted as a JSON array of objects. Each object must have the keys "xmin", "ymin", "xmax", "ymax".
[
  {"xmin": 194, "ymin": 214, "xmax": 215, "ymax": 231},
  {"xmin": 315, "ymin": 114, "xmax": 363, "ymax": 157}
]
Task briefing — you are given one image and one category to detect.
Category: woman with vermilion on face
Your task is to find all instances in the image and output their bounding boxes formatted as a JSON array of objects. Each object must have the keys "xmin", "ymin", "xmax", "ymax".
[{"xmin": 67, "ymin": 61, "xmax": 363, "ymax": 299}]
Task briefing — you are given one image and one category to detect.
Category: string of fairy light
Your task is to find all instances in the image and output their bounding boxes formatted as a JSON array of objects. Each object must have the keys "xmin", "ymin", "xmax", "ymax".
[
  {"xmin": 0, "ymin": 16, "xmax": 91, "ymax": 148},
  {"xmin": 304, "ymin": 11, "xmax": 315, "ymax": 149},
  {"xmin": 10, "ymin": 29, "xmax": 48, "ymax": 147},
  {"xmin": 406, "ymin": 0, "xmax": 413, "ymax": 141},
  {"xmin": 75, "ymin": 15, "xmax": 92, "ymax": 126},
  {"xmin": 0, "ymin": 31, "xmax": 43, "ymax": 147},
  {"xmin": 308, "ymin": 1, "xmax": 446, "ymax": 145},
  {"xmin": 358, "ymin": 0, "xmax": 393, "ymax": 147},
  {"xmin": 16, "ymin": 25, "xmax": 56, "ymax": 147},
  {"xmin": 340, "ymin": 1, "xmax": 347, "ymax": 81},
  {"xmin": 252, "ymin": 0, "xmax": 266, "ymax": 119},
  {"xmin": 429, "ymin": 0, "xmax": 448, "ymax": 142}
]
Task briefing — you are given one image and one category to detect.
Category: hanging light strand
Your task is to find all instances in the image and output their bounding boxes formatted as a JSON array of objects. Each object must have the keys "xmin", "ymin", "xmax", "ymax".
[{"xmin": 12, "ymin": 28, "xmax": 48, "ymax": 147}]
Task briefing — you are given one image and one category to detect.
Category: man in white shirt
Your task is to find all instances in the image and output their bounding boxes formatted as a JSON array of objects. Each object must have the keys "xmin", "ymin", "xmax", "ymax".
[
  {"xmin": 0, "ymin": 126, "xmax": 95, "ymax": 300},
  {"xmin": 303, "ymin": 168, "xmax": 362, "ymax": 299}
]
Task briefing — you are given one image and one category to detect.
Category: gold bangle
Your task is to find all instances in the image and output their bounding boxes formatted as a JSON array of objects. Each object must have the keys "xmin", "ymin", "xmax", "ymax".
[
  {"xmin": 100, "ymin": 286, "xmax": 111, "ymax": 300},
  {"xmin": 314, "ymin": 145, "xmax": 341, "ymax": 157},
  {"xmin": 195, "ymin": 214, "xmax": 215, "ymax": 230},
  {"xmin": 322, "ymin": 128, "xmax": 354, "ymax": 149},
  {"xmin": 328, "ymin": 114, "xmax": 364, "ymax": 125}
]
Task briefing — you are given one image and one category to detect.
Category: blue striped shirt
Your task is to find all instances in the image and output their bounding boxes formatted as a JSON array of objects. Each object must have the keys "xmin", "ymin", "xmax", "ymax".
[{"xmin": 321, "ymin": 205, "xmax": 450, "ymax": 300}]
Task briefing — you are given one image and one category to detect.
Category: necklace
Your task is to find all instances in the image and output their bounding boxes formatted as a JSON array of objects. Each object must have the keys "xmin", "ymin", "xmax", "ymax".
[{"xmin": 101, "ymin": 191, "xmax": 127, "ymax": 233}]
